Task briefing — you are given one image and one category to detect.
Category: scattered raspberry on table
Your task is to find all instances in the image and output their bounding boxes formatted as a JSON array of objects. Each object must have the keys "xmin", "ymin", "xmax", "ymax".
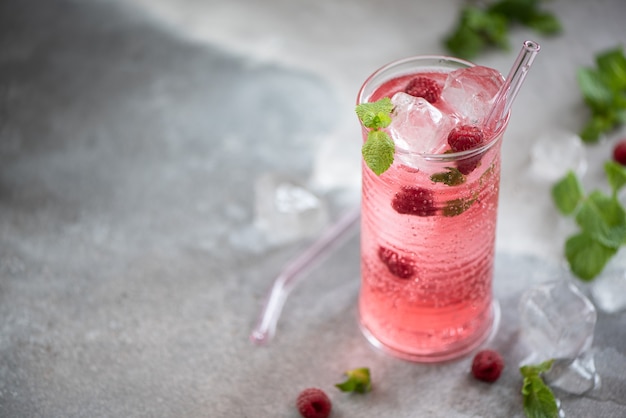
[
  {"xmin": 613, "ymin": 139, "xmax": 626, "ymax": 166},
  {"xmin": 296, "ymin": 388, "xmax": 332, "ymax": 418},
  {"xmin": 471, "ymin": 349, "xmax": 504, "ymax": 382}
]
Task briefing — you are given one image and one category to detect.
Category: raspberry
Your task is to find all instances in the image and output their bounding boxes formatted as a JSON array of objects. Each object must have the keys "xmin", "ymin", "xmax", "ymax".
[
  {"xmin": 391, "ymin": 186, "xmax": 437, "ymax": 216},
  {"xmin": 378, "ymin": 246, "xmax": 414, "ymax": 279},
  {"xmin": 405, "ymin": 76, "xmax": 441, "ymax": 103},
  {"xmin": 614, "ymin": 139, "xmax": 626, "ymax": 166},
  {"xmin": 296, "ymin": 388, "xmax": 332, "ymax": 418},
  {"xmin": 448, "ymin": 125, "xmax": 485, "ymax": 152},
  {"xmin": 447, "ymin": 125, "xmax": 486, "ymax": 175},
  {"xmin": 471, "ymin": 350, "xmax": 504, "ymax": 383}
]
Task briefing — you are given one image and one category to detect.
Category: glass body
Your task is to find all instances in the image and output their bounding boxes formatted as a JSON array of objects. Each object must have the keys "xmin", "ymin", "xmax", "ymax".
[{"xmin": 357, "ymin": 56, "xmax": 508, "ymax": 362}]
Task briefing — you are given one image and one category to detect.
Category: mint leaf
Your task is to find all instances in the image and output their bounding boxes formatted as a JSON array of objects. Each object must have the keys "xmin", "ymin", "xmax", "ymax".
[
  {"xmin": 526, "ymin": 11, "xmax": 562, "ymax": 35},
  {"xmin": 577, "ymin": 46, "xmax": 626, "ymax": 142},
  {"xmin": 362, "ymin": 130, "xmax": 394, "ymax": 176},
  {"xmin": 522, "ymin": 375, "xmax": 559, "ymax": 418},
  {"xmin": 577, "ymin": 67, "xmax": 614, "ymax": 113},
  {"xmin": 356, "ymin": 98, "xmax": 396, "ymax": 175},
  {"xmin": 443, "ymin": 197, "xmax": 475, "ymax": 217},
  {"xmin": 355, "ymin": 98, "xmax": 394, "ymax": 129},
  {"xmin": 565, "ymin": 232, "xmax": 617, "ymax": 281},
  {"xmin": 444, "ymin": 6, "xmax": 508, "ymax": 59},
  {"xmin": 520, "ymin": 359, "xmax": 559, "ymax": 418},
  {"xmin": 552, "ymin": 169, "xmax": 626, "ymax": 280},
  {"xmin": 443, "ymin": 0, "xmax": 560, "ymax": 59},
  {"xmin": 431, "ymin": 167, "xmax": 466, "ymax": 186},
  {"xmin": 580, "ymin": 113, "xmax": 617, "ymax": 142},
  {"xmin": 605, "ymin": 160, "xmax": 626, "ymax": 194},
  {"xmin": 596, "ymin": 47, "xmax": 626, "ymax": 91},
  {"xmin": 575, "ymin": 191, "xmax": 626, "ymax": 248},
  {"xmin": 335, "ymin": 367, "xmax": 372, "ymax": 394},
  {"xmin": 520, "ymin": 359, "xmax": 555, "ymax": 377},
  {"xmin": 551, "ymin": 171, "xmax": 584, "ymax": 215}
]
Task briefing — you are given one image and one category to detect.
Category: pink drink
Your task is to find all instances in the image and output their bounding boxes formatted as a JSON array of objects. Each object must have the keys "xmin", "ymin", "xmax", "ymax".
[{"xmin": 358, "ymin": 56, "xmax": 507, "ymax": 362}]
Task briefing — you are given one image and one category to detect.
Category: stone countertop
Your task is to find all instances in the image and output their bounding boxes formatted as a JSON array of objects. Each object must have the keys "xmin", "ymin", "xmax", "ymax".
[{"xmin": 1, "ymin": 0, "xmax": 625, "ymax": 417}]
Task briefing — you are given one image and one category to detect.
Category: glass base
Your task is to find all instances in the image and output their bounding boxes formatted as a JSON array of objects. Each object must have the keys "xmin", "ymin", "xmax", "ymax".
[{"xmin": 359, "ymin": 300, "xmax": 501, "ymax": 363}]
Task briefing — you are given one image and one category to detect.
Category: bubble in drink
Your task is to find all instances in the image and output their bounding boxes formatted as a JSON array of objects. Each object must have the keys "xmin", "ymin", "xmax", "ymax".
[
  {"xmin": 441, "ymin": 66, "xmax": 504, "ymax": 125},
  {"xmin": 388, "ymin": 92, "xmax": 453, "ymax": 162}
]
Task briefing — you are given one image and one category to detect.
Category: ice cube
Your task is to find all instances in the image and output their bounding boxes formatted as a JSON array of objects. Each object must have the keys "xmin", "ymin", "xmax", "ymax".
[
  {"xmin": 528, "ymin": 130, "xmax": 587, "ymax": 182},
  {"xmin": 519, "ymin": 280, "xmax": 597, "ymax": 361},
  {"xmin": 589, "ymin": 249, "xmax": 626, "ymax": 313},
  {"xmin": 519, "ymin": 280, "xmax": 600, "ymax": 395},
  {"xmin": 543, "ymin": 351, "xmax": 600, "ymax": 395},
  {"xmin": 254, "ymin": 173, "xmax": 329, "ymax": 246},
  {"xmin": 388, "ymin": 92, "xmax": 454, "ymax": 162},
  {"xmin": 441, "ymin": 66, "xmax": 504, "ymax": 125}
]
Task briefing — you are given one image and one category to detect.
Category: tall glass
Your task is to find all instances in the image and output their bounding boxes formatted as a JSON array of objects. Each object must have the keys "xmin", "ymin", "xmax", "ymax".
[{"xmin": 357, "ymin": 56, "xmax": 508, "ymax": 362}]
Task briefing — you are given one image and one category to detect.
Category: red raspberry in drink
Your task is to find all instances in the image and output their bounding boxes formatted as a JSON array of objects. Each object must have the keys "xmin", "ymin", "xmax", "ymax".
[
  {"xmin": 378, "ymin": 246, "xmax": 415, "ymax": 279},
  {"xmin": 391, "ymin": 186, "xmax": 437, "ymax": 216},
  {"xmin": 448, "ymin": 125, "xmax": 486, "ymax": 175},
  {"xmin": 405, "ymin": 76, "xmax": 442, "ymax": 103}
]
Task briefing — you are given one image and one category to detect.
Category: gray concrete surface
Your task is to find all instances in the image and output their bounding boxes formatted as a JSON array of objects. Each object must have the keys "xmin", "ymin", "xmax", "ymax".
[{"xmin": 1, "ymin": 0, "xmax": 625, "ymax": 417}]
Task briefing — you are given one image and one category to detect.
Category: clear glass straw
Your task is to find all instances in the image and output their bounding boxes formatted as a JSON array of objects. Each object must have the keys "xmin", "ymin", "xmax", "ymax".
[
  {"xmin": 485, "ymin": 40, "xmax": 541, "ymax": 132},
  {"xmin": 250, "ymin": 206, "xmax": 360, "ymax": 345}
]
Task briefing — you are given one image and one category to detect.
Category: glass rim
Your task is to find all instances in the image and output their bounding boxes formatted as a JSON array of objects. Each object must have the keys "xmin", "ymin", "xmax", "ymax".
[{"xmin": 357, "ymin": 55, "xmax": 509, "ymax": 162}]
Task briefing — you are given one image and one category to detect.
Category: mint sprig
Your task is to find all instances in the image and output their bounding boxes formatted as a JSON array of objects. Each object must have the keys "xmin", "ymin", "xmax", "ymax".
[
  {"xmin": 444, "ymin": 0, "xmax": 561, "ymax": 60},
  {"xmin": 335, "ymin": 367, "xmax": 372, "ymax": 394},
  {"xmin": 576, "ymin": 46, "xmax": 626, "ymax": 142},
  {"xmin": 551, "ymin": 162, "xmax": 626, "ymax": 280},
  {"xmin": 356, "ymin": 98, "xmax": 395, "ymax": 175},
  {"xmin": 520, "ymin": 360, "xmax": 559, "ymax": 418},
  {"xmin": 431, "ymin": 167, "xmax": 466, "ymax": 186}
]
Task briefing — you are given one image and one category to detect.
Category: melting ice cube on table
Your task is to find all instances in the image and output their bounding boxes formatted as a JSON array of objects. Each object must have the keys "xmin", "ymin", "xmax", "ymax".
[
  {"xmin": 518, "ymin": 280, "xmax": 599, "ymax": 394},
  {"xmin": 528, "ymin": 130, "xmax": 587, "ymax": 182},
  {"xmin": 441, "ymin": 66, "xmax": 504, "ymax": 125},
  {"xmin": 388, "ymin": 92, "xmax": 453, "ymax": 164},
  {"xmin": 589, "ymin": 250, "xmax": 626, "ymax": 314},
  {"xmin": 254, "ymin": 174, "xmax": 329, "ymax": 246}
]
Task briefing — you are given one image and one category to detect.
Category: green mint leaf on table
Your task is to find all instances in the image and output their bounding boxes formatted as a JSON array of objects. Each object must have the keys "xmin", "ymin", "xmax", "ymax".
[
  {"xmin": 565, "ymin": 232, "xmax": 617, "ymax": 281},
  {"xmin": 605, "ymin": 160, "xmax": 626, "ymax": 192},
  {"xmin": 551, "ymin": 171, "xmax": 584, "ymax": 215},
  {"xmin": 520, "ymin": 359, "xmax": 559, "ymax": 418},
  {"xmin": 444, "ymin": 0, "xmax": 561, "ymax": 60},
  {"xmin": 335, "ymin": 367, "xmax": 372, "ymax": 394},
  {"xmin": 431, "ymin": 167, "xmax": 466, "ymax": 186},
  {"xmin": 575, "ymin": 191, "xmax": 626, "ymax": 248},
  {"xmin": 444, "ymin": 6, "xmax": 508, "ymax": 60},
  {"xmin": 576, "ymin": 46, "xmax": 626, "ymax": 142},
  {"xmin": 552, "ymin": 164, "xmax": 626, "ymax": 280},
  {"xmin": 356, "ymin": 98, "xmax": 395, "ymax": 175}
]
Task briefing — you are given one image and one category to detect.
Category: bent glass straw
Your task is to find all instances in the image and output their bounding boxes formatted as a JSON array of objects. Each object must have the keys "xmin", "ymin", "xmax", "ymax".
[
  {"xmin": 485, "ymin": 40, "xmax": 541, "ymax": 132},
  {"xmin": 250, "ymin": 206, "xmax": 360, "ymax": 345}
]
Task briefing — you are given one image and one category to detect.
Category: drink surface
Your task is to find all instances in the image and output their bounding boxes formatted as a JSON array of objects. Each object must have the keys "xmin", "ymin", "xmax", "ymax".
[{"xmin": 359, "ymin": 64, "xmax": 504, "ymax": 361}]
